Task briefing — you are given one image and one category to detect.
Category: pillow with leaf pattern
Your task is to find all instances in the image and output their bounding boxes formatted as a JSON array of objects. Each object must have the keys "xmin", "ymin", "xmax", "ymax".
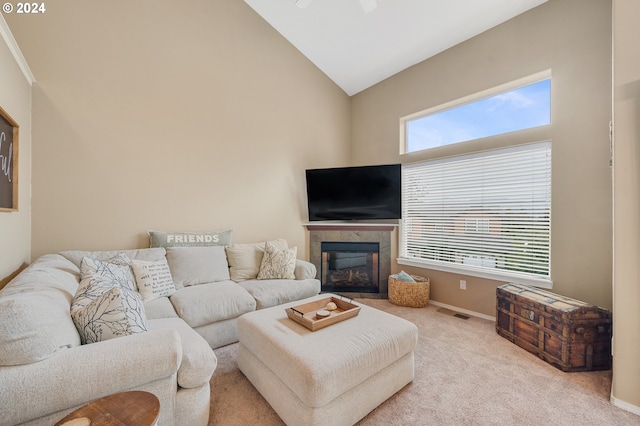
[
  {"xmin": 72, "ymin": 286, "xmax": 148, "ymax": 344},
  {"xmin": 257, "ymin": 241, "xmax": 297, "ymax": 280},
  {"xmin": 71, "ymin": 253, "xmax": 147, "ymax": 344}
]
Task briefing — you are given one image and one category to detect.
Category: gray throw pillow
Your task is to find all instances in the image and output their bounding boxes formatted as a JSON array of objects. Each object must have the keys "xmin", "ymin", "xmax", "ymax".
[{"xmin": 148, "ymin": 230, "xmax": 232, "ymax": 248}]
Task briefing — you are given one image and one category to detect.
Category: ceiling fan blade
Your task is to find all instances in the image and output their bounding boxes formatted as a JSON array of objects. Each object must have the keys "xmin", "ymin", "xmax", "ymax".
[{"xmin": 359, "ymin": 0, "xmax": 377, "ymax": 13}]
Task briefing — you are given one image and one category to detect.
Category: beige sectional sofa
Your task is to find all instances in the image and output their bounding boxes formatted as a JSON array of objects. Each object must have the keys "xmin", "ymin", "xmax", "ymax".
[{"xmin": 0, "ymin": 241, "xmax": 320, "ymax": 426}]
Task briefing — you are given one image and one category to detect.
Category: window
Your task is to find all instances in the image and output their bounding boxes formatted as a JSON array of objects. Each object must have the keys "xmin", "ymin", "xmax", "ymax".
[
  {"xmin": 402, "ymin": 76, "xmax": 551, "ymax": 153},
  {"xmin": 399, "ymin": 142, "xmax": 552, "ymax": 287},
  {"xmin": 464, "ymin": 218, "xmax": 490, "ymax": 234}
]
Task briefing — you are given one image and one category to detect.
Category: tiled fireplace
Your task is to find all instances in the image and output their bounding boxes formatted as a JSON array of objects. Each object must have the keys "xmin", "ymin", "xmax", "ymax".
[
  {"xmin": 321, "ymin": 241, "xmax": 379, "ymax": 293},
  {"xmin": 306, "ymin": 224, "xmax": 394, "ymax": 295}
]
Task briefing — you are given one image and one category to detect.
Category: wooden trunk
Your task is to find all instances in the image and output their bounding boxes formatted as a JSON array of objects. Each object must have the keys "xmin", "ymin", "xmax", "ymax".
[{"xmin": 496, "ymin": 283, "xmax": 612, "ymax": 372}]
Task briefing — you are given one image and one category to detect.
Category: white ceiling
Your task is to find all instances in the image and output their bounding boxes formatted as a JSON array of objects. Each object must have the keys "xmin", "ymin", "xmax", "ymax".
[{"xmin": 243, "ymin": 0, "xmax": 547, "ymax": 95}]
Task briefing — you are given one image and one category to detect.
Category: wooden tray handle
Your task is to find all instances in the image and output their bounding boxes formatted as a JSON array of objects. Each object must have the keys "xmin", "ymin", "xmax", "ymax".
[{"xmin": 290, "ymin": 307, "xmax": 304, "ymax": 317}]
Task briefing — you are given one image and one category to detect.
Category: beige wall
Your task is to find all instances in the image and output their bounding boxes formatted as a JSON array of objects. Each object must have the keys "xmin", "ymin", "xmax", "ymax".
[
  {"xmin": 6, "ymin": 0, "xmax": 350, "ymax": 260},
  {"xmin": 612, "ymin": 0, "xmax": 640, "ymax": 412},
  {"xmin": 351, "ymin": 0, "xmax": 613, "ymax": 316},
  {"xmin": 0, "ymin": 17, "xmax": 31, "ymax": 286},
  {"xmin": 5, "ymin": 0, "xmax": 638, "ymax": 414}
]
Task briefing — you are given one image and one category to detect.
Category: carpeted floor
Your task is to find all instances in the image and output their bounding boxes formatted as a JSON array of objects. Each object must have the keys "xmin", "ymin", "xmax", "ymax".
[{"xmin": 209, "ymin": 299, "xmax": 640, "ymax": 425}]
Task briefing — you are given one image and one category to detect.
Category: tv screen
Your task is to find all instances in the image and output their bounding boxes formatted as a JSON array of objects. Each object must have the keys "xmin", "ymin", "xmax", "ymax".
[{"xmin": 305, "ymin": 164, "xmax": 402, "ymax": 221}]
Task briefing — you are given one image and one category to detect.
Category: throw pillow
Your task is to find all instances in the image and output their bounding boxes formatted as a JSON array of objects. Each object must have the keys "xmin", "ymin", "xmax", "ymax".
[
  {"xmin": 165, "ymin": 246, "xmax": 230, "ymax": 287},
  {"xmin": 60, "ymin": 248, "xmax": 167, "ymax": 269},
  {"xmin": 72, "ymin": 274, "xmax": 122, "ymax": 314},
  {"xmin": 148, "ymin": 230, "xmax": 233, "ymax": 248},
  {"xmin": 71, "ymin": 286, "xmax": 148, "ymax": 344},
  {"xmin": 79, "ymin": 253, "xmax": 136, "ymax": 291},
  {"xmin": 257, "ymin": 241, "xmax": 297, "ymax": 280},
  {"xmin": 130, "ymin": 258, "xmax": 176, "ymax": 302},
  {"xmin": 225, "ymin": 239, "xmax": 288, "ymax": 282},
  {"xmin": 72, "ymin": 254, "xmax": 136, "ymax": 314}
]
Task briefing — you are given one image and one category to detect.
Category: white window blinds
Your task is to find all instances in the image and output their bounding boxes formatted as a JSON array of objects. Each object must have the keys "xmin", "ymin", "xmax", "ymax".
[{"xmin": 400, "ymin": 142, "xmax": 551, "ymax": 284}]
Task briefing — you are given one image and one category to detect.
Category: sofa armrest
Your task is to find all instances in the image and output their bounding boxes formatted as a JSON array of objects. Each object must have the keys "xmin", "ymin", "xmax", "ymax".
[
  {"xmin": 0, "ymin": 328, "xmax": 182, "ymax": 426},
  {"xmin": 294, "ymin": 259, "xmax": 317, "ymax": 280}
]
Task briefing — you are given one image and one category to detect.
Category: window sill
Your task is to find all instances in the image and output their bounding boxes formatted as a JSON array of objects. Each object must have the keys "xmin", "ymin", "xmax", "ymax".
[{"xmin": 396, "ymin": 257, "xmax": 553, "ymax": 289}]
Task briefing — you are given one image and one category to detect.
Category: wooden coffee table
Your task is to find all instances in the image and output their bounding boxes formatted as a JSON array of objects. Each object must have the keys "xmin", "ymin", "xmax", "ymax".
[{"xmin": 54, "ymin": 391, "xmax": 160, "ymax": 426}]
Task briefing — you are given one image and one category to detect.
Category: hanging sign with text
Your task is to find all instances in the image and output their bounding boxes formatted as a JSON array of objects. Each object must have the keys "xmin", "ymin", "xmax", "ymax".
[{"xmin": 0, "ymin": 107, "xmax": 18, "ymax": 211}]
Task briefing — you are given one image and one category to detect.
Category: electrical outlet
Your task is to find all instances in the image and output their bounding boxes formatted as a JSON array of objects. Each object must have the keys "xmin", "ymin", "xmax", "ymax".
[{"xmin": 460, "ymin": 280, "xmax": 466, "ymax": 290}]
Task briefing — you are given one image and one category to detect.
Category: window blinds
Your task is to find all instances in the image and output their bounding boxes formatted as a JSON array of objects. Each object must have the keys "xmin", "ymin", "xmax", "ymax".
[{"xmin": 401, "ymin": 142, "xmax": 551, "ymax": 281}]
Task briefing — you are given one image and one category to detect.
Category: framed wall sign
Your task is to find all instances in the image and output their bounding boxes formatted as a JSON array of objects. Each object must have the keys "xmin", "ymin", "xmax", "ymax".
[{"xmin": 0, "ymin": 107, "xmax": 18, "ymax": 212}]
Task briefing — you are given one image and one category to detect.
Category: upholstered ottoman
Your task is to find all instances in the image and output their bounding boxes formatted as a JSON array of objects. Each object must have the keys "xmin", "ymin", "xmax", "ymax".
[{"xmin": 237, "ymin": 294, "xmax": 418, "ymax": 426}]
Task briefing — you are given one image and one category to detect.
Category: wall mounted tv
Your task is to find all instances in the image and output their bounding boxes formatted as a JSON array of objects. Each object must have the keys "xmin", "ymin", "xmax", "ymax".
[{"xmin": 305, "ymin": 164, "xmax": 402, "ymax": 221}]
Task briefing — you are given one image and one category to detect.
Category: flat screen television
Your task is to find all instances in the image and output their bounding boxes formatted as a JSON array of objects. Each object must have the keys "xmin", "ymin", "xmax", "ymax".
[{"xmin": 305, "ymin": 164, "xmax": 402, "ymax": 221}]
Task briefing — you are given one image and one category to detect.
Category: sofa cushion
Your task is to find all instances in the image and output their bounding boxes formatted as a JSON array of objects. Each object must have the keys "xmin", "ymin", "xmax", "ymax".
[
  {"xmin": 144, "ymin": 296, "xmax": 179, "ymax": 319},
  {"xmin": 130, "ymin": 258, "xmax": 176, "ymax": 302},
  {"xmin": 0, "ymin": 293, "xmax": 80, "ymax": 366},
  {"xmin": 0, "ymin": 254, "xmax": 81, "ymax": 366},
  {"xmin": 257, "ymin": 241, "xmax": 297, "ymax": 280},
  {"xmin": 225, "ymin": 239, "xmax": 288, "ymax": 282},
  {"xmin": 169, "ymin": 281, "xmax": 256, "ymax": 328},
  {"xmin": 60, "ymin": 248, "xmax": 167, "ymax": 269},
  {"xmin": 72, "ymin": 286, "xmax": 148, "ymax": 344},
  {"xmin": 238, "ymin": 278, "xmax": 321, "ymax": 310},
  {"xmin": 166, "ymin": 246, "xmax": 230, "ymax": 288},
  {"xmin": 148, "ymin": 318, "xmax": 217, "ymax": 389},
  {"xmin": 148, "ymin": 229, "xmax": 232, "ymax": 248}
]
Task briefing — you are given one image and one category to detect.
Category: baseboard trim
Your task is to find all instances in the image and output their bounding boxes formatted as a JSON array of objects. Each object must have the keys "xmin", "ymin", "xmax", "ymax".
[
  {"xmin": 611, "ymin": 395, "xmax": 640, "ymax": 416},
  {"xmin": 429, "ymin": 300, "xmax": 495, "ymax": 322}
]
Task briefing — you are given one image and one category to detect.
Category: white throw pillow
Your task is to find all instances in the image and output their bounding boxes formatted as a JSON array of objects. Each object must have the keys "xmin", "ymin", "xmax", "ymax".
[
  {"xmin": 130, "ymin": 258, "xmax": 176, "ymax": 302},
  {"xmin": 257, "ymin": 241, "xmax": 297, "ymax": 280},
  {"xmin": 72, "ymin": 274, "xmax": 122, "ymax": 314},
  {"xmin": 72, "ymin": 253, "xmax": 148, "ymax": 344},
  {"xmin": 79, "ymin": 253, "xmax": 136, "ymax": 291},
  {"xmin": 225, "ymin": 239, "xmax": 288, "ymax": 282},
  {"xmin": 71, "ymin": 286, "xmax": 148, "ymax": 344},
  {"xmin": 72, "ymin": 254, "xmax": 136, "ymax": 314}
]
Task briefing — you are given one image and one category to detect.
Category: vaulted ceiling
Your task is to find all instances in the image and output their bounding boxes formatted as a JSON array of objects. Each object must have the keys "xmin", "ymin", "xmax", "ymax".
[{"xmin": 244, "ymin": 0, "xmax": 548, "ymax": 95}]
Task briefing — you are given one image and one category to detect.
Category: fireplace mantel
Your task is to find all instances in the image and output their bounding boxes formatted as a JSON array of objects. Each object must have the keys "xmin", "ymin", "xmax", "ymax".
[{"xmin": 304, "ymin": 222, "xmax": 398, "ymax": 232}]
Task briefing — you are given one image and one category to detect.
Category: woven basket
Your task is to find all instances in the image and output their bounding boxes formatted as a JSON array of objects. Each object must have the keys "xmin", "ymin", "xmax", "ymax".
[{"xmin": 388, "ymin": 274, "xmax": 430, "ymax": 308}]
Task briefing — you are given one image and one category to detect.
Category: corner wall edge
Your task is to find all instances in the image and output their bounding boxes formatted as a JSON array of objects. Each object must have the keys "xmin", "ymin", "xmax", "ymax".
[{"xmin": 0, "ymin": 14, "xmax": 35, "ymax": 85}]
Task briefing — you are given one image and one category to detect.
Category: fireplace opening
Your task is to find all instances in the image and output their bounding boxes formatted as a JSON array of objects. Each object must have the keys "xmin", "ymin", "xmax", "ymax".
[{"xmin": 321, "ymin": 242, "xmax": 380, "ymax": 293}]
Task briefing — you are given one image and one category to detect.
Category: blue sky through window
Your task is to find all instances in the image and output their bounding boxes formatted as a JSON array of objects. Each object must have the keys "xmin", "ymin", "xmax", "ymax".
[{"xmin": 406, "ymin": 79, "xmax": 551, "ymax": 152}]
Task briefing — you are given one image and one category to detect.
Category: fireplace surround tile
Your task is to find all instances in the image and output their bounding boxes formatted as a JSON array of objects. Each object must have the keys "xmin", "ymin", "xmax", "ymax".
[{"xmin": 307, "ymin": 225, "xmax": 393, "ymax": 296}]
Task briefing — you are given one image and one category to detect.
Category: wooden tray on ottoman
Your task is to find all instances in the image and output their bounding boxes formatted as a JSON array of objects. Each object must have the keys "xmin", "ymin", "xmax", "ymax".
[
  {"xmin": 496, "ymin": 283, "xmax": 612, "ymax": 372},
  {"xmin": 286, "ymin": 296, "xmax": 361, "ymax": 331}
]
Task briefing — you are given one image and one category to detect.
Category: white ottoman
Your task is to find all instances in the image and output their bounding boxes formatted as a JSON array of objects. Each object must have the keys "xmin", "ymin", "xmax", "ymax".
[{"xmin": 237, "ymin": 294, "xmax": 418, "ymax": 426}]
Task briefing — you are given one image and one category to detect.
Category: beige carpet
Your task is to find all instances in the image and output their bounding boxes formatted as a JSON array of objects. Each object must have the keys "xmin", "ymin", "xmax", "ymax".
[{"xmin": 209, "ymin": 299, "xmax": 640, "ymax": 425}]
